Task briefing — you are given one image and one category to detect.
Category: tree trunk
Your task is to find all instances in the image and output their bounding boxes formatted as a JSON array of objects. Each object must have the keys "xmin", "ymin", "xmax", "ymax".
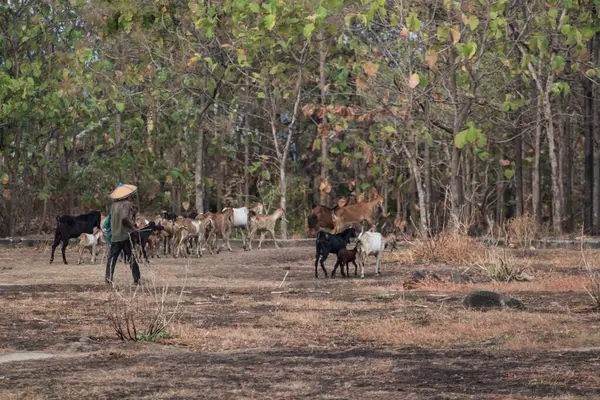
[
  {"xmin": 514, "ymin": 116, "xmax": 524, "ymax": 218},
  {"xmin": 542, "ymin": 91, "xmax": 563, "ymax": 235},
  {"xmin": 532, "ymin": 91, "xmax": 542, "ymax": 225},
  {"xmin": 318, "ymin": 31, "xmax": 329, "ymax": 206},
  {"xmin": 280, "ymin": 163, "xmax": 287, "ymax": 239},
  {"xmin": 195, "ymin": 126, "xmax": 205, "ymax": 214},
  {"xmin": 563, "ymin": 112, "xmax": 573, "ymax": 232},
  {"xmin": 592, "ymin": 30, "xmax": 600, "ymax": 234}
]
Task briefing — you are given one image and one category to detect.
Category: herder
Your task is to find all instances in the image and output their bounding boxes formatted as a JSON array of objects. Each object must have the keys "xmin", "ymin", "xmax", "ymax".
[{"xmin": 105, "ymin": 183, "xmax": 140, "ymax": 284}]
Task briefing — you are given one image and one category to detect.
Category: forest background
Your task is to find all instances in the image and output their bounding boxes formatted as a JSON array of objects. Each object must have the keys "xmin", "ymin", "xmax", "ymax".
[{"xmin": 1, "ymin": 0, "xmax": 599, "ymax": 239}]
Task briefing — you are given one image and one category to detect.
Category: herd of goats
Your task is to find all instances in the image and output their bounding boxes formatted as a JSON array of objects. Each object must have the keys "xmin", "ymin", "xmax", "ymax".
[{"xmin": 48, "ymin": 189, "xmax": 400, "ymax": 279}]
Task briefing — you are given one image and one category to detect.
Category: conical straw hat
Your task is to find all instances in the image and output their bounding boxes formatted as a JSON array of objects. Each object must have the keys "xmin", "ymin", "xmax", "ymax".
[{"xmin": 110, "ymin": 183, "xmax": 137, "ymax": 200}]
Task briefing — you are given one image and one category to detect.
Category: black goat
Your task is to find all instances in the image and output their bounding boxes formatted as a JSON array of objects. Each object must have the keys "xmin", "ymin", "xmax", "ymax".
[
  {"xmin": 314, "ymin": 228, "xmax": 357, "ymax": 278},
  {"xmin": 50, "ymin": 211, "xmax": 101, "ymax": 265},
  {"xmin": 129, "ymin": 221, "xmax": 165, "ymax": 261},
  {"xmin": 331, "ymin": 244, "xmax": 359, "ymax": 278}
]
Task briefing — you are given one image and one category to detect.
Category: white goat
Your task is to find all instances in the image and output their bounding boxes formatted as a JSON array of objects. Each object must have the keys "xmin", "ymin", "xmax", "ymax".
[
  {"xmin": 222, "ymin": 203, "xmax": 264, "ymax": 248},
  {"xmin": 77, "ymin": 227, "xmax": 104, "ymax": 265},
  {"xmin": 357, "ymin": 231, "xmax": 384, "ymax": 278}
]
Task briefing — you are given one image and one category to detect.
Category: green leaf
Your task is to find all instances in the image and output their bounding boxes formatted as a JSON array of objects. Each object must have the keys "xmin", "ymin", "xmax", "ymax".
[
  {"xmin": 5, "ymin": 59, "xmax": 12, "ymax": 70},
  {"xmin": 382, "ymin": 125, "xmax": 395, "ymax": 133},
  {"xmin": 582, "ymin": 26, "xmax": 597, "ymax": 40},
  {"xmin": 406, "ymin": 13, "xmax": 420, "ymax": 32},
  {"xmin": 330, "ymin": 147, "xmax": 340, "ymax": 154},
  {"xmin": 303, "ymin": 23, "xmax": 315, "ymax": 38},
  {"xmin": 257, "ymin": 92, "xmax": 265, "ymax": 99},
  {"xmin": 249, "ymin": 2, "xmax": 260, "ymax": 13},
  {"xmin": 317, "ymin": 6, "xmax": 327, "ymax": 20},
  {"xmin": 552, "ymin": 55, "xmax": 565, "ymax": 73},
  {"xmin": 264, "ymin": 14, "xmax": 276, "ymax": 30},
  {"xmin": 504, "ymin": 168, "xmax": 515, "ymax": 180},
  {"xmin": 468, "ymin": 15, "xmax": 479, "ymax": 30},
  {"xmin": 455, "ymin": 130, "xmax": 468, "ymax": 149},
  {"xmin": 115, "ymin": 102, "xmax": 125, "ymax": 113}
]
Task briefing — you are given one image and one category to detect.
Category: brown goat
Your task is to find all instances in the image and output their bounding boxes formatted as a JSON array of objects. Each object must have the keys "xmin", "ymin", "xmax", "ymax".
[
  {"xmin": 247, "ymin": 208, "xmax": 285, "ymax": 250},
  {"xmin": 307, "ymin": 205, "xmax": 336, "ymax": 236},
  {"xmin": 202, "ymin": 208, "xmax": 234, "ymax": 253},
  {"xmin": 331, "ymin": 244, "xmax": 359, "ymax": 278},
  {"xmin": 332, "ymin": 194, "xmax": 383, "ymax": 234}
]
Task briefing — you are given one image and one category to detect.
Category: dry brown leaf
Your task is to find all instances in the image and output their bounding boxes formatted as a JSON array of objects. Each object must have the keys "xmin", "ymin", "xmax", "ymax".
[
  {"xmin": 182, "ymin": 201, "xmax": 190, "ymax": 211},
  {"xmin": 451, "ymin": 26, "xmax": 461, "ymax": 44},
  {"xmin": 302, "ymin": 103, "xmax": 315, "ymax": 117},
  {"xmin": 165, "ymin": 175, "xmax": 174, "ymax": 185},
  {"xmin": 342, "ymin": 157, "xmax": 351, "ymax": 168},
  {"xmin": 400, "ymin": 27, "xmax": 409, "ymax": 39},
  {"xmin": 363, "ymin": 61, "xmax": 379, "ymax": 78},
  {"xmin": 356, "ymin": 77, "xmax": 368, "ymax": 91},
  {"xmin": 390, "ymin": 106, "xmax": 399, "ymax": 117},
  {"xmin": 426, "ymin": 50, "xmax": 438, "ymax": 69},
  {"xmin": 317, "ymin": 123, "xmax": 330, "ymax": 137}
]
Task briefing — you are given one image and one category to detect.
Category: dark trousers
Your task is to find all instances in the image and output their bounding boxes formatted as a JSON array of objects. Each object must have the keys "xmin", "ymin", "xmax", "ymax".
[{"xmin": 105, "ymin": 239, "xmax": 140, "ymax": 283}]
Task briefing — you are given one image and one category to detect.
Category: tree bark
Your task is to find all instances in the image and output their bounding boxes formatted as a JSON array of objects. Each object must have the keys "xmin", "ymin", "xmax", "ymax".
[
  {"xmin": 532, "ymin": 89, "xmax": 542, "ymax": 226},
  {"xmin": 542, "ymin": 90, "xmax": 563, "ymax": 235},
  {"xmin": 195, "ymin": 126, "xmax": 205, "ymax": 214},
  {"xmin": 592, "ymin": 30, "xmax": 600, "ymax": 234},
  {"xmin": 318, "ymin": 31, "xmax": 329, "ymax": 206}
]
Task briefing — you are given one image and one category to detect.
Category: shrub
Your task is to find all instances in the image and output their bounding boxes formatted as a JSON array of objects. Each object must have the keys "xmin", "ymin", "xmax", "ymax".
[
  {"xmin": 104, "ymin": 259, "xmax": 186, "ymax": 342},
  {"xmin": 476, "ymin": 249, "xmax": 534, "ymax": 282},
  {"xmin": 505, "ymin": 215, "xmax": 538, "ymax": 248},
  {"xmin": 408, "ymin": 231, "xmax": 486, "ymax": 265}
]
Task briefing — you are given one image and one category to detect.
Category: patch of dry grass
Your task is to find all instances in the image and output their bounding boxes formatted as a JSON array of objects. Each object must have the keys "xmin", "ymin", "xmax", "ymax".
[
  {"xmin": 401, "ymin": 231, "xmax": 486, "ymax": 265},
  {"xmin": 355, "ymin": 308, "xmax": 600, "ymax": 350}
]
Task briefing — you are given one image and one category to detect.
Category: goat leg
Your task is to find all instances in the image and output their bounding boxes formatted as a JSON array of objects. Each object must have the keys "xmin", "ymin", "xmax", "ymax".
[
  {"xmin": 50, "ymin": 232, "xmax": 62, "ymax": 264},
  {"xmin": 61, "ymin": 241, "xmax": 69, "ymax": 265},
  {"xmin": 269, "ymin": 229, "xmax": 279, "ymax": 249}
]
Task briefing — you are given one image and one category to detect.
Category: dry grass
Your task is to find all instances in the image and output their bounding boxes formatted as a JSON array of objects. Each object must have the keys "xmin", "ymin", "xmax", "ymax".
[
  {"xmin": 355, "ymin": 308, "xmax": 600, "ymax": 350},
  {"xmin": 505, "ymin": 215, "xmax": 539, "ymax": 248},
  {"xmin": 3, "ymin": 246, "xmax": 600, "ymax": 398},
  {"xmin": 403, "ymin": 231, "xmax": 486, "ymax": 264}
]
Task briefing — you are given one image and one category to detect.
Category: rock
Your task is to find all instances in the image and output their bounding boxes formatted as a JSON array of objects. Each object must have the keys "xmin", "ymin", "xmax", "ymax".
[
  {"xmin": 79, "ymin": 336, "xmax": 92, "ymax": 344},
  {"xmin": 463, "ymin": 290, "xmax": 524, "ymax": 310}
]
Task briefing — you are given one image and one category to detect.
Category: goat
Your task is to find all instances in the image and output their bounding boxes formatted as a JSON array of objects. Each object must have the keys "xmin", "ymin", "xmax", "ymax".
[
  {"xmin": 76, "ymin": 227, "xmax": 104, "ymax": 265},
  {"xmin": 202, "ymin": 208, "xmax": 234, "ymax": 253},
  {"xmin": 331, "ymin": 194, "xmax": 383, "ymax": 234},
  {"xmin": 173, "ymin": 217, "xmax": 202, "ymax": 257},
  {"xmin": 50, "ymin": 211, "xmax": 102, "ymax": 264},
  {"xmin": 331, "ymin": 244, "xmax": 359, "ymax": 278},
  {"xmin": 223, "ymin": 203, "xmax": 264, "ymax": 249},
  {"xmin": 246, "ymin": 208, "xmax": 284, "ymax": 250},
  {"xmin": 129, "ymin": 221, "xmax": 165, "ymax": 261},
  {"xmin": 314, "ymin": 228, "xmax": 357, "ymax": 279},
  {"xmin": 356, "ymin": 231, "xmax": 384, "ymax": 278},
  {"xmin": 154, "ymin": 216, "xmax": 177, "ymax": 256},
  {"xmin": 307, "ymin": 204, "xmax": 336, "ymax": 236}
]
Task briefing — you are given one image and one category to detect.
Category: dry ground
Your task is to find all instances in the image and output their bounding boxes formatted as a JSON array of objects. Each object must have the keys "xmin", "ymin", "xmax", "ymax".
[{"xmin": 1, "ymin": 242, "xmax": 600, "ymax": 399}]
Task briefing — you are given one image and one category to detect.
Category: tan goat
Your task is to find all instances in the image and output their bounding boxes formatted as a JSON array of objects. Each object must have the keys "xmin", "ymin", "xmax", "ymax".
[
  {"xmin": 173, "ymin": 216, "xmax": 213, "ymax": 257},
  {"xmin": 77, "ymin": 227, "xmax": 104, "ymax": 265},
  {"xmin": 247, "ymin": 208, "xmax": 285, "ymax": 250},
  {"xmin": 201, "ymin": 208, "xmax": 234, "ymax": 253},
  {"xmin": 331, "ymin": 194, "xmax": 383, "ymax": 234}
]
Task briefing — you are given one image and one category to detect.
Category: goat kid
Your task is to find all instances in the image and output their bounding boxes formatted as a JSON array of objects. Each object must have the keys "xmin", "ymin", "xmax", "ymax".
[
  {"xmin": 77, "ymin": 227, "xmax": 104, "ymax": 265},
  {"xmin": 246, "ymin": 208, "xmax": 284, "ymax": 250},
  {"xmin": 331, "ymin": 244, "xmax": 359, "ymax": 278},
  {"xmin": 51, "ymin": 211, "xmax": 102, "ymax": 265},
  {"xmin": 314, "ymin": 228, "xmax": 357, "ymax": 279}
]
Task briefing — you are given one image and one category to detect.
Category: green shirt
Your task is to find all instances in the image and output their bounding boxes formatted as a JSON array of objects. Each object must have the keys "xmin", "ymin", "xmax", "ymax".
[{"xmin": 110, "ymin": 200, "xmax": 135, "ymax": 243}]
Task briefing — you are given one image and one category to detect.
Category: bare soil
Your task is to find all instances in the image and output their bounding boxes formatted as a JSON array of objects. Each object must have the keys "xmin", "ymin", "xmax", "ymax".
[{"xmin": 1, "ymin": 244, "xmax": 600, "ymax": 399}]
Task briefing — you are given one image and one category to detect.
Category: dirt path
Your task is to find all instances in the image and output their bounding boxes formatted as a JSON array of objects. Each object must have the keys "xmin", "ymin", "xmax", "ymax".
[{"xmin": 1, "ymin": 246, "xmax": 600, "ymax": 398}]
